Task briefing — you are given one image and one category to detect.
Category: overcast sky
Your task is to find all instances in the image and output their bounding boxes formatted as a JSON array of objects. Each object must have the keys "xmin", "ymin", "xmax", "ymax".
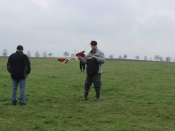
[{"xmin": 1, "ymin": 0, "xmax": 175, "ymax": 60}]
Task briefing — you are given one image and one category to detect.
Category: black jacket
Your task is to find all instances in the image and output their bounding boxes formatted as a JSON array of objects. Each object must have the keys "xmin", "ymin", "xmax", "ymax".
[
  {"xmin": 80, "ymin": 54, "xmax": 86, "ymax": 65},
  {"xmin": 7, "ymin": 51, "xmax": 31, "ymax": 79}
]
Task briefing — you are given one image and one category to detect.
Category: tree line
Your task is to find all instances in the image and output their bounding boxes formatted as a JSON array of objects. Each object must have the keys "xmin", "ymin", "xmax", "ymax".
[
  {"xmin": 2, "ymin": 49, "xmax": 70, "ymax": 58},
  {"xmin": 108, "ymin": 54, "xmax": 174, "ymax": 62},
  {"xmin": 1, "ymin": 49, "xmax": 53, "ymax": 57},
  {"xmin": 1, "ymin": 49, "xmax": 174, "ymax": 62}
]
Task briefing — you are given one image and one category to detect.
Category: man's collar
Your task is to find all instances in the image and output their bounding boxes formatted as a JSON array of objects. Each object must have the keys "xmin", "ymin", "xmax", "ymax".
[
  {"xmin": 90, "ymin": 48, "xmax": 98, "ymax": 53},
  {"xmin": 16, "ymin": 50, "xmax": 23, "ymax": 53}
]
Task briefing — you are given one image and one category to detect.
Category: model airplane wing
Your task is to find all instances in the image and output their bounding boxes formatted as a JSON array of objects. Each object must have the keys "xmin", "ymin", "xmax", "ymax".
[
  {"xmin": 57, "ymin": 42, "xmax": 91, "ymax": 64},
  {"xmin": 76, "ymin": 51, "xmax": 85, "ymax": 56},
  {"xmin": 58, "ymin": 58, "xmax": 69, "ymax": 63},
  {"xmin": 58, "ymin": 50, "xmax": 86, "ymax": 64}
]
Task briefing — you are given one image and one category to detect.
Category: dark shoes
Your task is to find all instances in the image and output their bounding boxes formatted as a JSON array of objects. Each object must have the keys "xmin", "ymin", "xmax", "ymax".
[
  {"xmin": 83, "ymin": 97, "xmax": 88, "ymax": 101},
  {"xmin": 94, "ymin": 97, "xmax": 100, "ymax": 101},
  {"xmin": 12, "ymin": 100, "xmax": 26, "ymax": 105},
  {"xmin": 95, "ymin": 91, "xmax": 100, "ymax": 101},
  {"xmin": 83, "ymin": 97, "xmax": 100, "ymax": 101},
  {"xmin": 12, "ymin": 100, "xmax": 17, "ymax": 105},
  {"xmin": 83, "ymin": 91, "xmax": 89, "ymax": 101},
  {"xmin": 83, "ymin": 90, "xmax": 100, "ymax": 101}
]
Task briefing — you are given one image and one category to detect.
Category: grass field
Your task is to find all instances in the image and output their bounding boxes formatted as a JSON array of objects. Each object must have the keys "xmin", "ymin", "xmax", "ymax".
[{"xmin": 0, "ymin": 58, "xmax": 175, "ymax": 131}]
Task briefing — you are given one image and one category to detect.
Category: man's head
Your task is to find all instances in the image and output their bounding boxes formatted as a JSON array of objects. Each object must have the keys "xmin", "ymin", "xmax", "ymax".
[
  {"xmin": 90, "ymin": 40, "xmax": 97, "ymax": 50},
  {"xmin": 17, "ymin": 45, "xmax": 23, "ymax": 51}
]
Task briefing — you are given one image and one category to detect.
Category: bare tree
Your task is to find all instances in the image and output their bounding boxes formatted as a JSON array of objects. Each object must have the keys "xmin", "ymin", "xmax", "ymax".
[
  {"xmin": 64, "ymin": 52, "xmax": 69, "ymax": 58},
  {"xmin": 123, "ymin": 54, "xmax": 127, "ymax": 59},
  {"xmin": 35, "ymin": 51, "xmax": 40, "ymax": 57},
  {"xmin": 43, "ymin": 51, "xmax": 47, "ymax": 57},
  {"xmin": 48, "ymin": 53, "xmax": 53, "ymax": 57},
  {"xmin": 27, "ymin": 51, "xmax": 31, "ymax": 57},
  {"xmin": 2, "ymin": 49, "xmax": 8, "ymax": 56},
  {"xmin": 144, "ymin": 56, "xmax": 147, "ymax": 61},
  {"xmin": 154, "ymin": 55, "xmax": 159, "ymax": 61},
  {"xmin": 135, "ymin": 55, "xmax": 140, "ymax": 60},
  {"xmin": 166, "ymin": 57, "xmax": 171, "ymax": 62},
  {"xmin": 109, "ymin": 54, "xmax": 113, "ymax": 58}
]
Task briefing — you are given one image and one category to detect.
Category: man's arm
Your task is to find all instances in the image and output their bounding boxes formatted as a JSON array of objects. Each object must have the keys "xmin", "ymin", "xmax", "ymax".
[
  {"xmin": 93, "ymin": 53, "xmax": 105, "ymax": 64},
  {"xmin": 26, "ymin": 56, "xmax": 31, "ymax": 74},
  {"xmin": 7, "ymin": 57, "xmax": 11, "ymax": 73}
]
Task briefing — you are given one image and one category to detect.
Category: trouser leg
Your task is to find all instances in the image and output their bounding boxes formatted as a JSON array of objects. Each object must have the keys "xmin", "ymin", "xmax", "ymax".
[
  {"xmin": 95, "ymin": 90, "xmax": 100, "ymax": 101},
  {"xmin": 82, "ymin": 64, "xmax": 85, "ymax": 72},
  {"xmin": 84, "ymin": 75, "xmax": 92, "ymax": 100},
  {"xmin": 93, "ymin": 74, "xmax": 101, "ymax": 101},
  {"xmin": 80, "ymin": 64, "xmax": 82, "ymax": 72},
  {"xmin": 83, "ymin": 90, "xmax": 89, "ymax": 100},
  {"xmin": 19, "ymin": 79, "xmax": 26, "ymax": 104},
  {"xmin": 12, "ymin": 79, "xmax": 18, "ymax": 104}
]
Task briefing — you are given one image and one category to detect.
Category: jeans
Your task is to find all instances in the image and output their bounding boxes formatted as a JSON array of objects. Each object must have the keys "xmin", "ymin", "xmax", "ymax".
[{"xmin": 12, "ymin": 79, "xmax": 26, "ymax": 103}]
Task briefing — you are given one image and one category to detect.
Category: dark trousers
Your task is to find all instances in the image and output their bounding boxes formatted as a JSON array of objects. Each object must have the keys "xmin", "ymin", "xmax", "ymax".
[
  {"xmin": 80, "ymin": 63, "xmax": 85, "ymax": 70},
  {"xmin": 84, "ymin": 73, "xmax": 101, "ymax": 91}
]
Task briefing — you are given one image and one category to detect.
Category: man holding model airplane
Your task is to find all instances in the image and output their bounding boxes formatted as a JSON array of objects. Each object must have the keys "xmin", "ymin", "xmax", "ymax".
[{"xmin": 78, "ymin": 40, "xmax": 105, "ymax": 101}]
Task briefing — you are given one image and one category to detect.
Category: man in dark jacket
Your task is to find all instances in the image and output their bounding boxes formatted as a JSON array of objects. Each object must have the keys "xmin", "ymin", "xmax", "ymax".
[
  {"xmin": 79, "ymin": 53, "xmax": 86, "ymax": 72},
  {"xmin": 7, "ymin": 45, "xmax": 31, "ymax": 105},
  {"xmin": 79, "ymin": 41, "xmax": 105, "ymax": 101}
]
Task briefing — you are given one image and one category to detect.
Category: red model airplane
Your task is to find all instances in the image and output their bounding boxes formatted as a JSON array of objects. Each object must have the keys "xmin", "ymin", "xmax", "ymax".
[
  {"xmin": 58, "ymin": 50, "xmax": 86, "ymax": 64},
  {"xmin": 58, "ymin": 42, "xmax": 91, "ymax": 64}
]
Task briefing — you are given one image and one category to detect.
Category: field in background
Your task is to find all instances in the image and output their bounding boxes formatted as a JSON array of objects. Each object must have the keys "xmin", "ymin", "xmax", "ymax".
[{"xmin": 0, "ymin": 58, "xmax": 175, "ymax": 131}]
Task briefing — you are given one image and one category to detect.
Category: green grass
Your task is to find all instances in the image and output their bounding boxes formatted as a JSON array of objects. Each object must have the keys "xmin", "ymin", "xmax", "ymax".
[{"xmin": 0, "ymin": 58, "xmax": 175, "ymax": 131}]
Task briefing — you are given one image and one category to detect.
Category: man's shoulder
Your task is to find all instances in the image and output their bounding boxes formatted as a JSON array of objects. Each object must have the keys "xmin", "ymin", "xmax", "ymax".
[
  {"xmin": 11, "ymin": 52, "xmax": 17, "ymax": 55},
  {"xmin": 23, "ymin": 53, "xmax": 30, "ymax": 60},
  {"xmin": 11, "ymin": 52, "xmax": 28, "ymax": 58},
  {"xmin": 96, "ymin": 48, "xmax": 104, "ymax": 54},
  {"xmin": 9, "ymin": 52, "xmax": 17, "ymax": 57},
  {"xmin": 18, "ymin": 52, "xmax": 28, "ymax": 57}
]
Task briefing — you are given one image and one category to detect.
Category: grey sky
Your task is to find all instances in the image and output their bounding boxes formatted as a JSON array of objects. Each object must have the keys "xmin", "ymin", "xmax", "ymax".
[{"xmin": 1, "ymin": 0, "xmax": 175, "ymax": 60}]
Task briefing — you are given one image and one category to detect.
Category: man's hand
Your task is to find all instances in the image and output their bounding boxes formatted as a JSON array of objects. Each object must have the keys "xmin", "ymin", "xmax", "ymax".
[{"xmin": 91, "ymin": 55, "xmax": 96, "ymax": 59}]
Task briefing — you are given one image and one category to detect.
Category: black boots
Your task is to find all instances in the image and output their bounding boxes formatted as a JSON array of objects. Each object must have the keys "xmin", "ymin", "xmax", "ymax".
[
  {"xmin": 83, "ymin": 90, "xmax": 100, "ymax": 101},
  {"xmin": 83, "ymin": 90, "xmax": 89, "ymax": 100},
  {"xmin": 95, "ymin": 90, "xmax": 100, "ymax": 101}
]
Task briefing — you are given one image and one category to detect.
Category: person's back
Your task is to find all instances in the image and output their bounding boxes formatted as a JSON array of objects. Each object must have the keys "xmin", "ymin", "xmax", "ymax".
[
  {"xmin": 7, "ymin": 45, "xmax": 31, "ymax": 105},
  {"xmin": 79, "ymin": 53, "xmax": 86, "ymax": 72},
  {"xmin": 8, "ymin": 51, "xmax": 30, "ymax": 79}
]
